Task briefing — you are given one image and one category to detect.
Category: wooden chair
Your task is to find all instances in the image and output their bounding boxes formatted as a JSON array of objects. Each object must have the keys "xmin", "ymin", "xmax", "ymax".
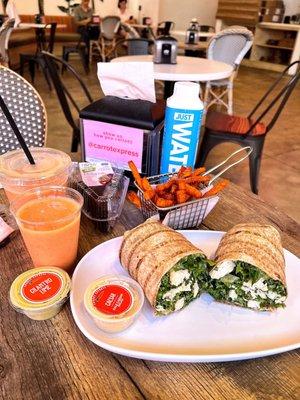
[
  {"xmin": 0, "ymin": 66, "xmax": 47, "ymax": 155},
  {"xmin": 203, "ymin": 27, "xmax": 253, "ymax": 115},
  {"xmin": 41, "ymin": 51, "xmax": 93, "ymax": 152},
  {"xmin": 196, "ymin": 61, "xmax": 300, "ymax": 194},
  {"xmin": 0, "ymin": 18, "xmax": 15, "ymax": 67},
  {"xmin": 19, "ymin": 22, "xmax": 57, "ymax": 89}
]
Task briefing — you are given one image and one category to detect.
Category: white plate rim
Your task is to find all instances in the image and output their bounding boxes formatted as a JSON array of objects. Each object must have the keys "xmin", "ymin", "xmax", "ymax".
[{"xmin": 70, "ymin": 230, "xmax": 300, "ymax": 362}]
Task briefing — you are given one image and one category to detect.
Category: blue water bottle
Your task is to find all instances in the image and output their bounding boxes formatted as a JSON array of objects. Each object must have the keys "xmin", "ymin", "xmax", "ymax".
[{"xmin": 160, "ymin": 81, "xmax": 203, "ymax": 174}]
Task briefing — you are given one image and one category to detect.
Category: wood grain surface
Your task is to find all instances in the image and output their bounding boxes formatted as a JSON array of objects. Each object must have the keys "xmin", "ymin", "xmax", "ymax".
[{"xmin": 0, "ymin": 183, "xmax": 299, "ymax": 400}]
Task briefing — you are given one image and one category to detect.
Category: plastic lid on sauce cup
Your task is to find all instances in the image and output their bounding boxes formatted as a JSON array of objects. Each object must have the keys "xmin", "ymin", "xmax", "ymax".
[
  {"xmin": 84, "ymin": 275, "xmax": 144, "ymax": 333},
  {"xmin": 9, "ymin": 266, "xmax": 71, "ymax": 320},
  {"xmin": 0, "ymin": 147, "xmax": 71, "ymax": 186}
]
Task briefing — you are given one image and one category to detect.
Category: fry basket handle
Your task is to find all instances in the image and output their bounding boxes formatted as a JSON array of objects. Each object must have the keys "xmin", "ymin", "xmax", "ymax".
[{"xmin": 204, "ymin": 146, "xmax": 253, "ymax": 185}]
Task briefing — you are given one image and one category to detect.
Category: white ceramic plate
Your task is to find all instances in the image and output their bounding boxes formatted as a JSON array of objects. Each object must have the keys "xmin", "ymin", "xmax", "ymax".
[{"xmin": 70, "ymin": 231, "xmax": 300, "ymax": 362}]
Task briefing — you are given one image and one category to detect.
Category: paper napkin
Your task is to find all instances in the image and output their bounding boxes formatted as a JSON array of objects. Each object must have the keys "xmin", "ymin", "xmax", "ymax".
[{"xmin": 97, "ymin": 61, "xmax": 156, "ymax": 103}]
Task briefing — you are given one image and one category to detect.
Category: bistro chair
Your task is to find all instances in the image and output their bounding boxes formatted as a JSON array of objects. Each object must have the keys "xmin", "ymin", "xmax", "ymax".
[
  {"xmin": 199, "ymin": 25, "xmax": 215, "ymax": 42},
  {"xmin": 62, "ymin": 41, "xmax": 89, "ymax": 74},
  {"xmin": 196, "ymin": 61, "xmax": 300, "ymax": 194},
  {"xmin": 156, "ymin": 21, "xmax": 174, "ymax": 36},
  {"xmin": 99, "ymin": 16, "xmax": 120, "ymax": 62},
  {"xmin": 0, "ymin": 18, "xmax": 14, "ymax": 67},
  {"xmin": 19, "ymin": 22, "xmax": 57, "ymax": 90},
  {"xmin": 41, "ymin": 51, "xmax": 93, "ymax": 152},
  {"xmin": 203, "ymin": 27, "xmax": 253, "ymax": 115},
  {"xmin": 107, "ymin": 38, "xmax": 153, "ymax": 59},
  {"xmin": 88, "ymin": 23, "xmax": 102, "ymax": 64},
  {"xmin": 0, "ymin": 66, "xmax": 47, "ymax": 155}
]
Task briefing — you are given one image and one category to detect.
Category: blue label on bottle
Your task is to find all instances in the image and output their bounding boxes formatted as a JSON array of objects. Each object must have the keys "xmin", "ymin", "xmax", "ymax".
[{"xmin": 160, "ymin": 106, "xmax": 203, "ymax": 174}]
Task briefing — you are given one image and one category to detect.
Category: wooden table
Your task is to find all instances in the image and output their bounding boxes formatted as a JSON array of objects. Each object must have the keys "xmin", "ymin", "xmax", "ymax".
[{"xmin": 1, "ymin": 183, "xmax": 299, "ymax": 400}]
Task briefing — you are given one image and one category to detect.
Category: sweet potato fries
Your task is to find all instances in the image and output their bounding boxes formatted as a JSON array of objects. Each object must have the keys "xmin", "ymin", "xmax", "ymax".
[{"xmin": 127, "ymin": 162, "xmax": 229, "ymax": 208}]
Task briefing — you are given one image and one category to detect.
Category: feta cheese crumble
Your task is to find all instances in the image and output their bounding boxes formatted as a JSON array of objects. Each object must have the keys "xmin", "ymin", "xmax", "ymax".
[{"xmin": 209, "ymin": 261, "xmax": 235, "ymax": 279}]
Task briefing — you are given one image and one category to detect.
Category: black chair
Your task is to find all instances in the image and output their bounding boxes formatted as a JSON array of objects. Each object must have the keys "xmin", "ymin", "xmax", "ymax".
[
  {"xmin": 107, "ymin": 38, "xmax": 154, "ymax": 59},
  {"xmin": 20, "ymin": 23, "xmax": 57, "ymax": 89},
  {"xmin": 199, "ymin": 25, "xmax": 215, "ymax": 42},
  {"xmin": 62, "ymin": 42, "xmax": 89, "ymax": 74},
  {"xmin": 62, "ymin": 23, "xmax": 98, "ymax": 73},
  {"xmin": 196, "ymin": 61, "xmax": 300, "ymax": 194},
  {"xmin": 41, "ymin": 51, "xmax": 93, "ymax": 152},
  {"xmin": 157, "ymin": 21, "xmax": 174, "ymax": 36}
]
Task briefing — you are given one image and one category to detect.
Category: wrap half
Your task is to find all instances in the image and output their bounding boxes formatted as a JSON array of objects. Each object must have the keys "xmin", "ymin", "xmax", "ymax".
[
  {"xmin": 120, "ymin": 220, "xmax": 212, "ymax": 315},
  {"xmin": 208, "ymin": 223, "xmax": 287, "ymax": 310}
]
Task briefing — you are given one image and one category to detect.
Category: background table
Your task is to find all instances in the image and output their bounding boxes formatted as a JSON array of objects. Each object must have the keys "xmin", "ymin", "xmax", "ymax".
[
  {"xmin": 111, "ymin": 55, "xmax": 233, "ymax": 97},
  {"xmin": 1, "ymin": 181, "xmax": 299, "ymax": 400},
  {"xmin": 171, "ymin": 30, "xmax": 215, "ymax": 39},
  {"xmin": 18, "ymin": 23, "xmax": 67, "ymax": 29}
]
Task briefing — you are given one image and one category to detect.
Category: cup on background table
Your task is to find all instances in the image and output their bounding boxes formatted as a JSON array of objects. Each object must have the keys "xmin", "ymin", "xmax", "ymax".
[
  {"xmin": 10, "ymin": 187, "xmax": 83, "ymax": 271},
  {"xmin": 0, "ymin": 148, "xmax": 72, "ymax": 202}
]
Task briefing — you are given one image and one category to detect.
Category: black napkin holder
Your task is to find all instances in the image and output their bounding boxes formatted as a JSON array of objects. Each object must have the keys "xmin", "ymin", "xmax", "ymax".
[{"xmin": 80, "ymin": 96, "xmax": 165, "ymax": 176}]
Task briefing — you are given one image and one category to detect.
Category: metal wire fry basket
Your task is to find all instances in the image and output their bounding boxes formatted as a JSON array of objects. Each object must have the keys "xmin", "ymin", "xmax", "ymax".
[
  {"xmin": 135, "ymin": 146, "xmax": 253, "ymax": 230},
  {"xmin": 136, "ymin": 172, "xmax": 214, "ymax": 230}
]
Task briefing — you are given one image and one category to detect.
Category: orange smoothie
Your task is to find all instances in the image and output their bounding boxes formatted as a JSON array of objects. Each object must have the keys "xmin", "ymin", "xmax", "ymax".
[
  {"xmin": 0, "ymin": 148, "xmax": 71, "ymax": 202},
  {"xmin": 12, "ymin": 188, "xmax": 83, "ymax": 271}
]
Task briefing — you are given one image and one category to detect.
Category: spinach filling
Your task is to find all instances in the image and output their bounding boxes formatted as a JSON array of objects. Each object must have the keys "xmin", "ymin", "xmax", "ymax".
[
  {"xmin": 208, "ymin": 261, "xmax": 287, "ymax": 309},
  {"xmin": 155, "ymin": 254, "xmax": 213, "ymax": 315}
]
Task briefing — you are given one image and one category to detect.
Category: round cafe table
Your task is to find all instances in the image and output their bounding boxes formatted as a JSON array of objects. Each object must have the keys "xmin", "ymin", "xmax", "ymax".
[{"xmin": 111, "ymin": 54, "xmax": 233, "ymax": 98}]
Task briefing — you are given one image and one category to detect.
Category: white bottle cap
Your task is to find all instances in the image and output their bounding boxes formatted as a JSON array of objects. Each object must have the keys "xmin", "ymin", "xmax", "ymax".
[{"xmin": 173, "ymin": 81, "xmax": 200, "ymax": 98}]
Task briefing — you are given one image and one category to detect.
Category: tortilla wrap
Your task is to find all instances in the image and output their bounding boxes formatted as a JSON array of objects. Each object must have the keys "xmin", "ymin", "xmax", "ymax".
[
  {"xmin": 214, "ymin": 223, "xmax": 286, "ymax": 286},
  {"xmin": 120, "ymin": 220, "xmax": 207, "ymax": 312},
  {"xmin": 120, "ymin": 220, "xmax": 171, "ymax": 269},
  {"xmin": 128, "ymin": 230, "xmax": 185, "ymax": 279}
]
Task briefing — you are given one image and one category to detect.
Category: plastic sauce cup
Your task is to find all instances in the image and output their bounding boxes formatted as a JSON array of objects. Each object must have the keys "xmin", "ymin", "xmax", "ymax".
[
  {"xmin": 9, "ymin": 267, "xmax": 71, "ymax": 320},
  {"xmin": 84, "ymin": 275, "xmax": 144, "ymax": 333},
  {"xmin": 0, "ymin": 147, "xmax": 72, "ymax": 202},
  {"xmin": 10, "ymin": 186, "xmax": 83, "ymax": 271}
]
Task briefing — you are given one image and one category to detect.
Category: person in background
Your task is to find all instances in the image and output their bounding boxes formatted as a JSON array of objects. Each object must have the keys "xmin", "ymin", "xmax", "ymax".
[
  {"xmin": 73, "ymin": 0, "xmax": 93, "ymax": 47},
  {"xmin": 117, "ymin": 0, "xmax": 136, "ymax": 24}
]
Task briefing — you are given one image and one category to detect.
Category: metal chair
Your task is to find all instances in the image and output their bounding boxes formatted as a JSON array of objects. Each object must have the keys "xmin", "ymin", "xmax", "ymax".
[
  {"xmin": 0, "ymin": 66, "xmax": 47, "ymax": 155},
  {"xmin": 19, "ymin": 22, "xmax": 57, "ymax": 89},
  {"xmin": 0, "ymin": 18, "xmax": 15, "ymax": 67},
  {"xmin": 196, "ymin": 61, "xmax": 300, "ymax": 194},
  {"xmin": 62, "ymin": 41, "xmax": 89, "ymax": 74},
  {"xmin": 107, "ymin": 38, "xmax": 153, "ymax": 59},
  {"xmin": 199, "ymin": 25, "xmax": 215, "ymax": 42},
  {"xmin": 99, "ymin": 16, "xmax": 120, "ymax": 62},
  {"xmin": 41, "ymin": 51, "xmax": 93, "ymax": 153},
  {"xmin": 156, "ymin": 21, "xmax": 174, "ymax": 36},
  {"xmin": 203, "ymin": 27, "xmax": 253, "ymax": 115},
  {"xmin": 89, "ymin": 23, "xmax": 102, "ymax": 64}
]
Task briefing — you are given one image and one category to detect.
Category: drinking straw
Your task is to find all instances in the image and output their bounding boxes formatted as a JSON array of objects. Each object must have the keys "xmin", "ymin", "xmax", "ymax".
[{"xmin": 0, "ymin": 95, "xmax": 35, "ymax": 165}]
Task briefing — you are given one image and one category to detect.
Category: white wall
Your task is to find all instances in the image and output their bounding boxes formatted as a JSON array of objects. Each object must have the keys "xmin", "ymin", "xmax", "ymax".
[
  {"xmin": 45, "ymin": 0, "xmax": 66, "ymax": 16},
  {"xmin": 139, "ymin": 0, "xmax": 160, "ymax": 25},
  {"xmin": 11, "ymin": 0, "xmax": 38, "ymax": 14},
  {"xmin": 158, "ymin": 0, "xmax": 218, "ymax": 30},
  {"xmin": 284, "ymin": 0, "xmax": 300, "ymax": 16},
  {"xmin": 8, "ymin": 0, "xmax": 298, "ymax": 24},
  {"xmin": 7, "ymin": 0, "xmax": 138, "ymax": 17}
]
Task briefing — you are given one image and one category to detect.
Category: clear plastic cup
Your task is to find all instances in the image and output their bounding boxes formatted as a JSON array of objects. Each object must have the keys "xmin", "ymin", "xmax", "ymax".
[
  {"xmin": 0, "ymin": 147, "xmax": 72, "ymax": 202},
  {"xmin": 10, "ymin": 186, "xmax": 83, "ymax": 272}
]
